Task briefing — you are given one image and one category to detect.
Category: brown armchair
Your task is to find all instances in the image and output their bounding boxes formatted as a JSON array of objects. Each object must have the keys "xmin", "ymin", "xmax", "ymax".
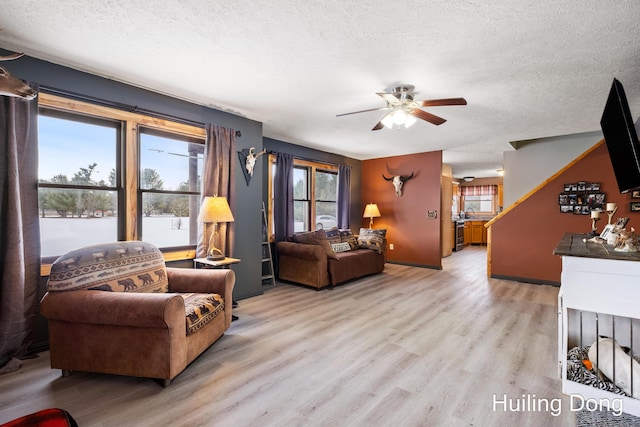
[{"xmin": 40, "ymin": 241, "xmax": 235, "ymax": 386}]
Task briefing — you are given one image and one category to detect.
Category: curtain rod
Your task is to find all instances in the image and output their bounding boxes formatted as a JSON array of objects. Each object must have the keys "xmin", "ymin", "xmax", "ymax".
[
  {"xmin": 40, "ymin": 86, "xmax": 242, "ymax": 137},
  {"xmin": 266, "ymin": 150, "xmax": 343, "ymax": 167}
]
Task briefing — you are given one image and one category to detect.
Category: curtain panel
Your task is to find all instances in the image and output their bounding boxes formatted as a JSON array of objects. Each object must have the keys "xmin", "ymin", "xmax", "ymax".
[
  {"xmin": 337, "ymin": 164, "xmax": 351, "ymax": 229},
  {"xmin": 273, "ymin": 152, "xmax": 294, "ymax": 243},
  {"xmin": 461, "ymin": 185, "xmax": 497, "ymax": 196},
  {"xmin": 0, "ymin": 85, "xmax": 40, "ymax": 362},
  {"xmin": 197, "ymin": 124, "xmax": 236, "ymax": 258}
]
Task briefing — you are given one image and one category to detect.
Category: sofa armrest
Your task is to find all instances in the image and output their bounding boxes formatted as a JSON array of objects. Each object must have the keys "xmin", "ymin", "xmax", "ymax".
[
  {"xmin": 276, "ymin": 242, "xmax": 329, "ymax": 288},
  {"xmin": 276, "ymin": 241, "xmax": 326, "ymax": 261},
  {"xmin": 166, "ymin": 267, "xmax": 234, "ymax": 295},
  {"xmin": 166, "ymin": 267, "xmax": 235, "ymax": 328},
  {"xmin": 40, "ymin": 291, "xmax": 185, "ymax": 329}
]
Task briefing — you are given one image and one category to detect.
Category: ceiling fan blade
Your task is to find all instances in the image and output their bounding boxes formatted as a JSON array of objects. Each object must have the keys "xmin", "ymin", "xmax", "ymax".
[
  {"xmin": 376, "ymin": 92, "xmax": 402, "ymax": 106},
  {"xmin": 409, "ymin": 109, "xmax": 447, "ymax": 125},
  {"xmin": 336, "ymin": 107, "xmax": 388, "ymax": 117},
  {"xmin": 419, "ymin": 97, "xmax": 467, "ymax": 107},
  {"xmin": 372, "ymin": 121, "xmax": 385, "ymax": 131}
]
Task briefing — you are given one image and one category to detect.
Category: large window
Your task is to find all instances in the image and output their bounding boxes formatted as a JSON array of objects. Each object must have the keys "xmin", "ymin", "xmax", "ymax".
[
  {"xmin": 139, "ymin": 129, "xmax": 203, "ymax": 248},
  {"xmin": 291, "ymin": 160, "xmax": 338, "ymax": 232},
  {"xmin": 38, "ymin": 92, "xmax": 206, "ymax": 262},
  {"xmin": 38, "ymin": 109, "xmax": 121, "ymax": 258}
]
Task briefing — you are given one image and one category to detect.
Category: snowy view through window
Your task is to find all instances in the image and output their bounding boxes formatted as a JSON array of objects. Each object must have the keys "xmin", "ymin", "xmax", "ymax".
[{"xmin": 38, "ymin": 112, "xmax": 203, "ymax": 256}]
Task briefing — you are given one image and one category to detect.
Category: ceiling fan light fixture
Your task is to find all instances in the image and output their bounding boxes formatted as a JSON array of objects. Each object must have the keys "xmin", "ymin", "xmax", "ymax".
[
  {"xmin": 392, "ymin": 109, "xmax": 408, "ymax": 125},
  {"xmin": 404, "ymin": 113, "xmax": 417, "ymax": 128},
  {"xmin": 381, "ymin": 112, "xmax": 394, "ymax": 129}
]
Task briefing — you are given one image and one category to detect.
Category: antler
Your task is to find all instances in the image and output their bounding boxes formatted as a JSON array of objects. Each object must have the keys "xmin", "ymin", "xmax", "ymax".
[
  {"xmin": 400, "ymin": 172, "xmax": 415, "ymax": 182},
  {"xmin": 0, "ymin": 53, "xmax": 24, "ymax": 61},
  {"xmin": 382, "ymin": 174, "xmax": 393, "ymax": 181}
]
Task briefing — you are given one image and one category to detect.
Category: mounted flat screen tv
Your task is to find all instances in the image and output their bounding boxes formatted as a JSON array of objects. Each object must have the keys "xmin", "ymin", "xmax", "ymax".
[{"xmin": 601, "ymin": 78, "xmax": 640, "ymax": 193}]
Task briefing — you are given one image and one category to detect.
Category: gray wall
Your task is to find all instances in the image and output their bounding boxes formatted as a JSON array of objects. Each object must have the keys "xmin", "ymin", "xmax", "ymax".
[
  {"xmin": 503, "ymin": 131, "xmax": 603, "ymax": 207},
  {"xmin": 4, "ymin": 50, "xmax": 264, "ymax": 301}
]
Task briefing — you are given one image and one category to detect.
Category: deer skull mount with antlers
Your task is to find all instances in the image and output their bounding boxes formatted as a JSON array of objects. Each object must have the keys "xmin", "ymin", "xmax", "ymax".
[
  {"xmin": 383, "ymin": 172, "xmax": 415, "ymax": 197},
  {"xmin": 238, "ymin": 147, "xmax": 267, "ymax": 186},
  {"xmin": 0, "ymin": 53, "xmax": 36, "ymax": 100}
]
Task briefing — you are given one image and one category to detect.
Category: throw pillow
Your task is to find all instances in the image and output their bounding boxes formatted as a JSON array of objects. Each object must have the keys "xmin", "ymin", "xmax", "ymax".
[
  {"xmin": 294, "ymin": 229, "xmax": 338, "ymax": 259},
  {"xmin": 339, "ymin": 228, "xmax": 358, "ymax": 249},
  {"xmin": 324, "ymin": 227, "xmax": 342, "ymax": 245},
  {"xmin": 330, "ymin": 242, "xmax": 352, "ymax": 253},
  {"xmin": 357, "ymin": 228, "xmax": 387, "ymax": 253}
]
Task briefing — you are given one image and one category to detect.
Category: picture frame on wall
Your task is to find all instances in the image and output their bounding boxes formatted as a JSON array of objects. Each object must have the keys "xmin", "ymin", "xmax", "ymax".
[
  {"xmin": 558, "ymin": 181, "xmax": 606, "ymax": 213},
  {"xmin": 631, "ymin": 202, "xmax": 640, "ymax": 212},
  {"xmin": 632, "ymin": 190, "xmax": 640, "ymax": 199}
]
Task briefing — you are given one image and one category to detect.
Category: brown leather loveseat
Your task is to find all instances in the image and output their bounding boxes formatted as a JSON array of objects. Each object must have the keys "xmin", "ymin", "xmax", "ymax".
[
  {"xmin": 40, "ymin": 241, "xmax": 235, "ymax": 386},
  {"xmin": 276, "ymin": 228, "xmax": 385, "ymax": 289}
]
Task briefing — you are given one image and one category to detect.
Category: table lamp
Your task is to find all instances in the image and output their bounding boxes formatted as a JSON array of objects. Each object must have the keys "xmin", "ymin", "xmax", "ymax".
[
  {"xmin": 198, "ymin": 196, "xmax": 235, "ymax": 260},
  {"xmin": 363, "ymin": 203, "xmax": 381, "ymax": 228}
]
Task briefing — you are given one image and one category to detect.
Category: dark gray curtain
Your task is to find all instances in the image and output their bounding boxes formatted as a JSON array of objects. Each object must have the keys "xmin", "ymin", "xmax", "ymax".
[
  {"xmin": 0, "ymin": 86, "xmax": 40, "ymax": 363},
  {"xmin": 196, "ymin": 124, "xmax": 236, "ymax": 258},
  {"xmin": 274, "ymin": 152, "xmax": 294, "ymax": 243},
  {"xmin": 337, "ymin": 164, "xmax": 351, "ymax": 229}
]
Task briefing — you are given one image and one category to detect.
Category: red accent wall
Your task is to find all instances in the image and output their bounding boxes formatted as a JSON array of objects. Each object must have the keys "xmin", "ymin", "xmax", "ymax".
[
  {"xmin": 489, "ymin": 142, "xmax": 635, "ymax": 284},
  {"xmin": 362, "ymin": 151, "xmax": 443, "ymax": 268}
]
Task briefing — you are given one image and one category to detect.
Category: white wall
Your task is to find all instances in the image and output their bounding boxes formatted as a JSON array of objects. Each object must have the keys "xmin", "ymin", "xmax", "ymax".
[{"xmin": 503, "ymin": 131, "xmax": 603, "ymax": 207}]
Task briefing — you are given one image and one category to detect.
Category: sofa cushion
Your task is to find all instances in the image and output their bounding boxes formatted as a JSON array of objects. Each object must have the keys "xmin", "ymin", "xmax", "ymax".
[
  {"xmin": 47, "ymin": 241, "xmax": 169, "ymax": 293},
  {"xmin": 293, "ymin": 229, "xmax": 338, "ymax": 259},
  {"xmin": 357, "ymin": 228, "xmax": 387, "ymax": 253},
  {"xmin": 182, "ymin": 292, "xmax": 225, "ymax": 335},
  {"xmin": 328, "ymin": 248, "xmax": 385, "ymax": 285}
]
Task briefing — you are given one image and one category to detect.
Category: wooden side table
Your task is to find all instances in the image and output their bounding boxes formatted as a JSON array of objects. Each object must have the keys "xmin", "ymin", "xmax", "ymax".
[
  {"xmin": 193, "ymin": 257, "xmax": 240, "ymax": 320},
  {"xmin": 193, "ymin": 257, "xmax": 240, "ymax": 269}
]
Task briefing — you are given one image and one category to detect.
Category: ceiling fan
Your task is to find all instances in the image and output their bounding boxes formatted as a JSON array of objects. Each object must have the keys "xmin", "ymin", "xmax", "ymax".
[{"xmin": 336, "ymin": 84, "xmax": 467, "ymax": 131}]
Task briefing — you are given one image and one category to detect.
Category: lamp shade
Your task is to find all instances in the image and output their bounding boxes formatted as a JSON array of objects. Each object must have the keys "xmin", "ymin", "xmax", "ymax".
[
  {"xmin": 198, "ymin": 196, "xmax": 235, "ymax": 223},
  {"xmin": 363, "ymin": 203, "xmax": 381, "ymax": 219}
]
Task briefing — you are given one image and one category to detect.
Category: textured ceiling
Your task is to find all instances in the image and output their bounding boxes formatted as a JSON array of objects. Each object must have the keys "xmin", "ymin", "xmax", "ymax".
[{"xmin": 1, "ymin": 1, "xmax": 639, "ymax": 178}]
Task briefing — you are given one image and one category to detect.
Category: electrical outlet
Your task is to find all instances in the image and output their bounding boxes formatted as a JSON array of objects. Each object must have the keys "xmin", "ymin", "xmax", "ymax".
[{"xmin": 389, "ymin": 243, "xmax": 394, "ymax": 250}]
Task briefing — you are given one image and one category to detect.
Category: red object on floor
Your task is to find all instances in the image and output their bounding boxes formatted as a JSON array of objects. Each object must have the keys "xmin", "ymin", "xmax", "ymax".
[{"xmin": 0, "ymin": 408, "xmax": 78, "ymax": 427}]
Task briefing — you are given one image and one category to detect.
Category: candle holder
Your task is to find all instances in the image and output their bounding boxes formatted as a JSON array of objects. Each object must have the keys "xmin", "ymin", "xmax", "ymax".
[
  {"xmin": 589, "ymin": 211, "xmax": 601, "ymax": 237},
  {"xmin": 606, "ymin": 203, "xmax": 618, "ymax": 225}
]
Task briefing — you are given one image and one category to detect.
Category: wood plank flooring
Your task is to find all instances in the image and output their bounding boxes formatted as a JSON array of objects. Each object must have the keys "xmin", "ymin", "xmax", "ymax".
[{"xmin": 0, "ymin": 247, "xmax": 577, "ymax": 426}]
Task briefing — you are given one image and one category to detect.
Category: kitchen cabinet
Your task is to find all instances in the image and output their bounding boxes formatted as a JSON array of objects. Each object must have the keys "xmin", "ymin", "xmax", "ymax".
[
  {"xmin": 463, "ymin": 221, "xmax": 471, "ymax": 245},
  {"xmin": 470, "ymin": 221, "xmax": 483, "ymax": 244},
  {"xmin": 469, "ymin": 220, "xmax": 488, "ymax": 245}
]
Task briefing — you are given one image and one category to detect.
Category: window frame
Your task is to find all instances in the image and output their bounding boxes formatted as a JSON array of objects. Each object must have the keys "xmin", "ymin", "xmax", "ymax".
[
  {"xmin": 267, "ymin": 156, "xmax": 338, "ymax": 239},
  {"xmin": 38, "ymin": 92, "xmax": 206, "ymax": 275},
  {"xmin": 138, "ymin": 127, "xmax": 204, "ymax": 249}
]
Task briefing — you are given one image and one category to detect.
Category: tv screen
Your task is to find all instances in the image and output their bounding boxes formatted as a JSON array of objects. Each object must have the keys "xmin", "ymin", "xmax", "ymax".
[{"xmin": 601, "ymin": 78, "xmax": 640, "ymax": 193}]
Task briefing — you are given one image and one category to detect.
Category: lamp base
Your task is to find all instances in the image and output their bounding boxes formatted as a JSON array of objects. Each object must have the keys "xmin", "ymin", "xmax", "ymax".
[{"xmin": 207, "ymin": 254, "xmax": 225, "ymax": 261}]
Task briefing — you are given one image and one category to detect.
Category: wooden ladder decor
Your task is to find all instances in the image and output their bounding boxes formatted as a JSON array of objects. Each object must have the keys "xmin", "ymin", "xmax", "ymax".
[{"xmin": 261, "ymin": 202, "xmax": 276, "ymax": 287}]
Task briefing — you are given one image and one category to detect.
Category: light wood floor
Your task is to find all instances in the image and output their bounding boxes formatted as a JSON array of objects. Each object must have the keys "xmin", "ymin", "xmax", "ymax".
[{"xmin": 0, "ymin": 247, "xmax": 577, "ymax": 426}]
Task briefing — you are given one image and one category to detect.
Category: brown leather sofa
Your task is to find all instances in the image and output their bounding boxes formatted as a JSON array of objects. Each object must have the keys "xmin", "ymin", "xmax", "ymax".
[
  {"xmin": 276, "ymin": 228, "xmax": 385, "ymax": 289},
  {"xmin": 40, "ymin": 241, "xmax": 235, "ymax": 386}
]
